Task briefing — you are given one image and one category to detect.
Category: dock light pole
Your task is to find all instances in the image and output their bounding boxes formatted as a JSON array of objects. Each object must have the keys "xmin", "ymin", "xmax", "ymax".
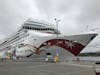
[
  {"xmin": 54, "ymin": 18, "xmax": 60, "ymax": 43},
  {"xmin": 54, "ymin": 18, "xmax": 61, "ymax": 61}
]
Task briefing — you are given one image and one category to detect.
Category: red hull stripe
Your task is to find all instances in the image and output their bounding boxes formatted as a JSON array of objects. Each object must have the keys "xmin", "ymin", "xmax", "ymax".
[
  {"xmin": 39, "ymin": 39, "xmax": 85, "ymax": 56},
  {"xmin": 96, "ymin": 73, "xmax": 100, "ymax": 75}
]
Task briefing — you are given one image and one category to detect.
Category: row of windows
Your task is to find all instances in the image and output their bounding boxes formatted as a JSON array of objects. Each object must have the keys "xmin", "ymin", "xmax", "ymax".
[
  {"xmin": 23, "ymin": 26, "xmax": 55, "ymax": 32},
  {"xmin": 25, "ymin": 23, "xmax": 44, "ymax": 27},
  {"xmin": 0, "ymin": 33, "xmax": 28, "ymax": 47},
  {"xmin": 0, "ymin": 37, "xmax": 19, "ymax": 46}
]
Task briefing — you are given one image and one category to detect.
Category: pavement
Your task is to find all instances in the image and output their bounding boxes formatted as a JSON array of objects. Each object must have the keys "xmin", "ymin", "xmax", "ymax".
[
  {"xmin": 95, "ymin": 64, "xmax": 100, "ymax": 73},
  {"xmin": 0, "ymin": 59, "xmax": 96, "ymax": 75}
]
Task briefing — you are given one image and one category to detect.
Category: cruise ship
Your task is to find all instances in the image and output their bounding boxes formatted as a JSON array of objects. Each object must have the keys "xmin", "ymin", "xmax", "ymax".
[{"xmin": 0, "ymin": 18, "xmax": 97, "ymax": 61}]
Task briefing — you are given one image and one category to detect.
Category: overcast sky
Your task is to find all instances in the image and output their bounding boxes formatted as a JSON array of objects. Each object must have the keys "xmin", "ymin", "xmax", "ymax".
[{"xmin": 0, "ymin": 0, "xmax": 100, "ymax": 52}]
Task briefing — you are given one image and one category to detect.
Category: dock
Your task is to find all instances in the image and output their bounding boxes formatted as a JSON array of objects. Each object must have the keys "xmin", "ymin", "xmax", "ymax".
[{"xmin": 0, "ymin": 60, "xmax": 96, "ymax": 75}]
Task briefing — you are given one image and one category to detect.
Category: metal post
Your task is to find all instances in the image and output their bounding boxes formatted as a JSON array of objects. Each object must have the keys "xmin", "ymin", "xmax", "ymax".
[
  {"xmin": 54, "ymin": 18, "xmax": 60, "ymax": 62},
  {"xmin": 54, "ymin": 18, "xmax": 60, "ymax": 45}
]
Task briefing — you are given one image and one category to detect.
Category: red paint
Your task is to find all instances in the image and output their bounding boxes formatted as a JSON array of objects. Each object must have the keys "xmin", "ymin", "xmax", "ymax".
[
  {"xmin": 39, "ymin": 39, "xmax": 85, "ymax": 56},
  {"xmin": 96, "ymin": 73, "xmax": 100, "ymax": 75}
]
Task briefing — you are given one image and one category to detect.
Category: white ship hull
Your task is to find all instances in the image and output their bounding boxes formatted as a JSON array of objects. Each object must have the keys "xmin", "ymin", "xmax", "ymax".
[{"xmin": 15, "ymin": 31, "xmax": 97, "ymax": 59}]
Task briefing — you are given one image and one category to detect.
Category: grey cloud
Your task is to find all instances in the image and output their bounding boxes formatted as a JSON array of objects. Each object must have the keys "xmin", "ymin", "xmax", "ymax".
[
  {"xmin": 35, "ymin": 0, "xmax": 81, "ymax": 35},
  {"xmin": 35, "ymin": 0, "xmax": 75, "ymax": 17},
  {"xmin": 35, "ymin": 0, "xmax": 100, "ymax": 33},
  {"xmin": 77, "ymin": 0, "xmax": 100, "ymax": 26},
  {"xmin": 0, "ymin": 0, "xmax": 44, "ymax": 38}
]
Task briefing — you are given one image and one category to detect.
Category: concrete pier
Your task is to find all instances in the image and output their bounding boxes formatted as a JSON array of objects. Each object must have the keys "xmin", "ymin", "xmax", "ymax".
[{"xmin": 0, "ymin": 60, "xmax": 95, "ymax": 75}]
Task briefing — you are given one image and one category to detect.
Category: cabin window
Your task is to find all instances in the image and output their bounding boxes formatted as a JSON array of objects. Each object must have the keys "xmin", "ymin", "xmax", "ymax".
[
  {"xmin": 32, "ymin": 27, "xmax": 34, "ymax": 30},
  {"xmin": 18, "ymin": 43, "xmax": 25, "ymax": 48},
  {"xmin": 29, "ymin": 27, "xmax": 31, "ymax": 29}
]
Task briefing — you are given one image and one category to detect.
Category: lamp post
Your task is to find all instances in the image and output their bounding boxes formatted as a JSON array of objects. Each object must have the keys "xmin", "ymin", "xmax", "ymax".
[
  {"xmin": 54, "ymin": 18, "xmax": 60, "ymax": 57},
  {"xmin": 54, "ymin": 18, "xmax": 60, "ymax": 42}
]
